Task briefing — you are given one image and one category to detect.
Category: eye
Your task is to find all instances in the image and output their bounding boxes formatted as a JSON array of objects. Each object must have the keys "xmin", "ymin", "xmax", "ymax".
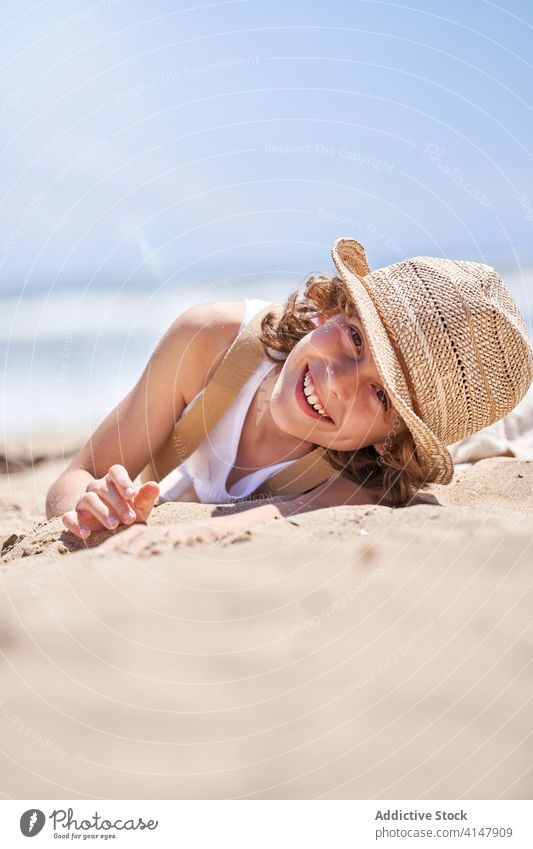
[
  {"xmin": 349, "ymin": 326, "xmax": 363, "ymax": 351},
  {"xmin": 375, "ymin": 386, "xmax": 389, "ymax": 411}
]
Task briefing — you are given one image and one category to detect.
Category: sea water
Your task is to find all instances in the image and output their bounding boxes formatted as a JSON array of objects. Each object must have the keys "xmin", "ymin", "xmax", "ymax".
[
  {"xmin": 2, "ymin": 269, "xmax": 531, "ymax": 448},
  {"xmin": 0, "ymin": 276, "xmax": 292, "ymax": 447}
]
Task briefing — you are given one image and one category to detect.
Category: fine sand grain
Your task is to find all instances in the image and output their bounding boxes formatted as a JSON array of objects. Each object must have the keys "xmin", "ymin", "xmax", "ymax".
[{"xmin": 0, "ymin": 447, "xmax": 532, "ymax": 799}]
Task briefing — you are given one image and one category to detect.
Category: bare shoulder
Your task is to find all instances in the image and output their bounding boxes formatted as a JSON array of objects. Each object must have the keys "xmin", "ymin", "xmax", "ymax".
[{"xmin": 168, "ymin": 300, "xmax": 246, "ymax": 404}]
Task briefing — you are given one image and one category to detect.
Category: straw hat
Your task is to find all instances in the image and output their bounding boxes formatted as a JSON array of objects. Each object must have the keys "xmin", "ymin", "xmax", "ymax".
[{"xmin": 331, "ymin": 237, "xmax": 533, "ymax": 484}]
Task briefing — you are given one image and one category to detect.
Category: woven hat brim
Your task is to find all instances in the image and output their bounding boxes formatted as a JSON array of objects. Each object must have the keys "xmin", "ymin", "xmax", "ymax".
[{"xmin": 331, "ymin": 240, "xmax": 454, "ymax": 485}]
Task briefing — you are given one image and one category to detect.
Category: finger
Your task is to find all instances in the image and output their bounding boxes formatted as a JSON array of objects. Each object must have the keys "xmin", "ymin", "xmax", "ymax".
[
  {"xmin": 76, "ymin": 491, "xmax": 121, "ymax": 530},
  {"xmin": 106, "ymin": 464, "xmax": 136, "ymax": 499},
  {"xmin": 62, "ymin": 509, "xmax": 93, "ymax": 540},
  {"xmin": 132, "ymin": 481, "xmax": 160, "ymax": 522},
  {"xmin": 87, "ymin": 479, "xmax": 137, "ymax": 525}
]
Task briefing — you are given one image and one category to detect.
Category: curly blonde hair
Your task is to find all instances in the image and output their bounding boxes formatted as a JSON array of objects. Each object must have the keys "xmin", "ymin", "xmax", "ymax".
[{"xmin": 259, "ymin": 273, "xmax": 433, "ymax": 506}]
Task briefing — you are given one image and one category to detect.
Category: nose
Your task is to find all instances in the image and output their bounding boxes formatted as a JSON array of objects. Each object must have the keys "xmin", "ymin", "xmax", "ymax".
[
  {"xmin": 326, "ymin": 358, "xmax": 355, "ymax": 403},
  {"xmin": 326, "ymin": 357, "xmax": 372, "ymax": 406}
]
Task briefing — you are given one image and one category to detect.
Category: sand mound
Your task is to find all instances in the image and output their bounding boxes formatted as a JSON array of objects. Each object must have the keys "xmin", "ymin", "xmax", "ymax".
[{"xmin": 1, "ymin": 454, "xmax": 532, "ymax": 798}]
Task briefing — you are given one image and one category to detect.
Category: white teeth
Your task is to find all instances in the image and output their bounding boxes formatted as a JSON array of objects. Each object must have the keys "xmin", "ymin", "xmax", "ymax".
[{"xmin": 303, "ymin": 369, "xmax": 327, "ymax": 417}]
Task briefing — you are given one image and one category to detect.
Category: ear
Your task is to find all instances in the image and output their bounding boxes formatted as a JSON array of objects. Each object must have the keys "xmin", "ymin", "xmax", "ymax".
[{"xmin": 373, "ymin": 441, "xmax": 385, "ymax": 456}]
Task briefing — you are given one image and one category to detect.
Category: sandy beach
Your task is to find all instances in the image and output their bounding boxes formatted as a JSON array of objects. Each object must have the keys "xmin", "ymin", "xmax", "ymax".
[{"xmin": 1, "ymin": 444, "xmax": 532, "ymax": 800}]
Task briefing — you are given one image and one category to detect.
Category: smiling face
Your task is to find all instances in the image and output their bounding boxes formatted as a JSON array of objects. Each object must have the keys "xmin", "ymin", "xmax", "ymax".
[{"xmin": 269, "ymin": 310, "xmax": 406, "ymax": 454}]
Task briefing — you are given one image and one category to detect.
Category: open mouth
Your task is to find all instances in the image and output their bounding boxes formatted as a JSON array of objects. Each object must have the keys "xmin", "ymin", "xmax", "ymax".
[{"xmin": 295, "ymin": 365, "xmax": 334, "ymax": 423}]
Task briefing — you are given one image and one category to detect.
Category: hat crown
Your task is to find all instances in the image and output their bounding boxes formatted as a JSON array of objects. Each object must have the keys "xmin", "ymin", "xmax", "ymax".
[
  {"xmin": 362, "ymin": 256, "xmax": 533, "ymax": 445},
  {"xmin": 331, "ymin": 237, "xmax": 533, "ymax": 483}
]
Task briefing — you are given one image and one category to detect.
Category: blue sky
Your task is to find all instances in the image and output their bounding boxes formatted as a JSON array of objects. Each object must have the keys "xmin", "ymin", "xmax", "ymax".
[{"xmin": 1, "ymin": 0, "xmax": 532, "ymax": 303}]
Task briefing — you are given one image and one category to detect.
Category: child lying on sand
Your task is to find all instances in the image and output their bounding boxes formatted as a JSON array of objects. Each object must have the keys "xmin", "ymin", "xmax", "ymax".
[{"xmin": 46, "ymin": 238, "xmax": 533, "ymax": 554}]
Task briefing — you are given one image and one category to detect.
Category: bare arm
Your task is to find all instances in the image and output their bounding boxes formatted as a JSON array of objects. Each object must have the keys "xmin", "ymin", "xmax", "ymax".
[
  {"xmin": 193, "ymin": 472, "xmax": 380, "ymax": 532},
  {"xmin": 45, "ymin": 301, "xmax": 244, "ymax": 524},
  {"xmin": 96, "ymin": 471, "xmax": 381, "ymax": 554}
]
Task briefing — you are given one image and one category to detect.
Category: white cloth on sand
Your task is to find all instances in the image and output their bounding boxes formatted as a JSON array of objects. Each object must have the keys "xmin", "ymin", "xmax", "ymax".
[{"xmin": 449, "ymin": 381, "xmax": 533, "ymax": 469}]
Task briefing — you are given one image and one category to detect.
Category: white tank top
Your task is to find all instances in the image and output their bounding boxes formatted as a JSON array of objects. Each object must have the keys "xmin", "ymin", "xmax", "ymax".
[{"xmin": 157, "ymin": 298, "xmax": 297, "ymax": 504}]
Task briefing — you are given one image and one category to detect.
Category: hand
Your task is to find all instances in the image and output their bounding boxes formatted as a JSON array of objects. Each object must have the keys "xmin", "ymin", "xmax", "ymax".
[
  {"xmin": 62, "ymin": 464, "xmax": 160, "ymax": 540},
  {"xmin": 94, "ymin": 520, "xmax": 233, "ymax": 557}
]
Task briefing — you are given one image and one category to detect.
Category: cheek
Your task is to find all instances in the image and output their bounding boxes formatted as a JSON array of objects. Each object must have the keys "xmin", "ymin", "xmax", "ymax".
[
  {"xmin": 329, "ymin": 407, "xmax": 376, "ymax": 452},
  {"xmin": 330, "ymin": 427, "xmax": 363, "ymax": 453}
]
